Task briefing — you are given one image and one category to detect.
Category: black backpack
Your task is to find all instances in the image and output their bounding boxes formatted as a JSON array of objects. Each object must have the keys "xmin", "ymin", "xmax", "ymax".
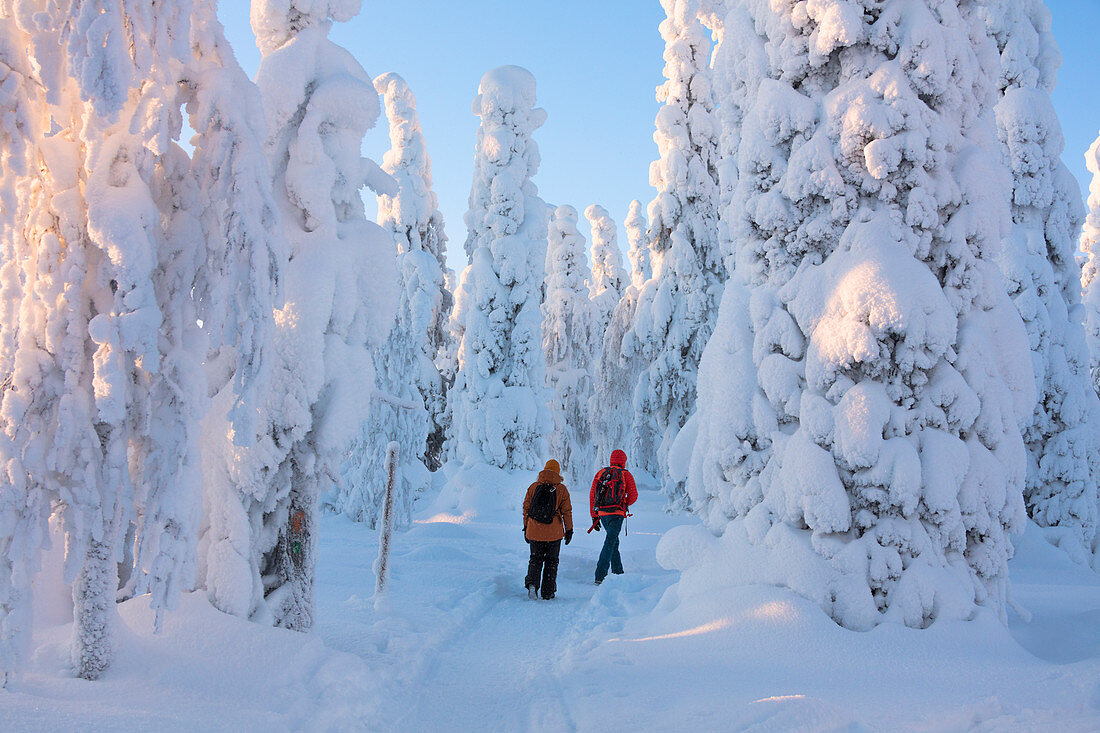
[
  {"xmin": 528, "ymin": 483, "xmax": 558, "ymax": 524},
  {"xmin": 594, "ymin": 467, "xmax": 626, "ymax": 513}
]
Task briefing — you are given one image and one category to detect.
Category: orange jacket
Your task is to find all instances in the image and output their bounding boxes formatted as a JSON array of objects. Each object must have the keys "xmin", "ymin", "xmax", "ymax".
[
  {"xmin": 589, "ymin": 449, "xmax": 638, "ymax": 518},
  {"xmin": 523, "ymin": 469, "xmax": 573, "ymax": 542}
]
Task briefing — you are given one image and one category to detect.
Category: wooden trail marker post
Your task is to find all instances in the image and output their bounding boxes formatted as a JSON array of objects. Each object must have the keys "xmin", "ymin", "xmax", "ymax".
[{"xmin": 374, "ymin": 440, "xmax": 401, "ymax": 605}]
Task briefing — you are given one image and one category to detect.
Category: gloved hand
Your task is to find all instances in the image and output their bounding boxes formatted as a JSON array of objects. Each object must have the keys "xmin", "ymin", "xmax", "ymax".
[
  {"xmin": 564, "ymin": 529, "xmax": 573, "ymax": 545},
  {"xmin": 523, "ymin": 527, "xmax": 530, "ymax": 544},
  {"xmin": 587, "ymin": 517, "xmax": 601, "ymax": 533}
]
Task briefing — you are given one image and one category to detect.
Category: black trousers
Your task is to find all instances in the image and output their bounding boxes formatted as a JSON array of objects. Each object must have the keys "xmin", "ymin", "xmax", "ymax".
[{"xmin": 525, "ymin": 539, "xmax": 561, "ymax": 598}]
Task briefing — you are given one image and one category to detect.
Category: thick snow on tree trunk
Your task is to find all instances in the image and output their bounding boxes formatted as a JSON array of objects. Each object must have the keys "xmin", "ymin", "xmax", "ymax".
[
  {"xmin": 979, "ymin": 0, "xmax": 1100, "ymax": 563},
  {"xmin": 203, "ymin": 0, "xmax": 397, "ymax": 631},
  {"xmin": 448, "ymin": 66, "xmax": 551, "ymax": 474},
  {"xmin": 543, "ymin": 205, "xmax": 597, "ymax": 488},
  {"xmin": 685, "ymin": 0, "xmax": 1035, "ymax": 630},
  {"xmin": 626, "ymin": 0, "xmax": 723, "ymax": 510},
  {"xmin": 586, "ymin": 204, "xmax": 627, "ymax": 341}
]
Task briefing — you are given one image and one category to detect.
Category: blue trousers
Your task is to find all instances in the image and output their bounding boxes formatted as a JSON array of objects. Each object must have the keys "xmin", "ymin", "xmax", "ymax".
[{"xmin": 595, "ymin": 515, "xmax": 624, "ymax": 582}]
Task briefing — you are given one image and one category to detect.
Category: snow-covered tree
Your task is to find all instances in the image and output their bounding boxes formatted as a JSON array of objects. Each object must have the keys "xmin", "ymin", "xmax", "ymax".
[
  {"xmin": 592, "ymin": 201, "xmax": 651, "ymax": 474},
  {"xmin": 686, "ymin": 0, "xmax": 1035, "ymax": 630},
  {"xmin": 0, "ymin": 10, "xmax": 48, "ymax": 688},
  {"xmin": 201, "ymin": 0, "xmax": 396, "ymax": 631},
  {"xmin": 979, "ymin": 0, "xmax": 1100, "ymax": 562},
  {"xmin": 626, "ymin": 0, "xmax": 723, "ymax": 508},
  {"xmin": 586, "ymin": 204, "xmax": 626, "ymax": 339},
  {"xmin": 329, "ymin": 73, "xmax": 449, "ymax": 527},
  {"xmin": 377, "ymin": 73, "xmax": 452, "ymax": 471},
  {"xmin": 624, "ymin": 199, "xmax": 651, "ymax": 289},
  {"xmin": 448, "ymin": 66, "xmax": 550, "ymax": 473},
  {"xmin": 0, "ymin": 0, "xmax": 225, "ymax": 680},
  {"xmin": 543, "ymin": 205, "xmax": 597, "ymax": 487}
]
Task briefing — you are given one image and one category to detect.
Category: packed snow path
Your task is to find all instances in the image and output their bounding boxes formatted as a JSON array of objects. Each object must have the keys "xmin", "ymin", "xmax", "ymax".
[
  {"xmin": 311, "ymin": 482, "xmax": 1100, "ymax": 731},
  {"xmin": 6, "ymin": 481, "xmax": 1100, "ymax": 730},
  {"xmin": 314, "ymin": 485, "xmax": 680, "ymax": 731}
]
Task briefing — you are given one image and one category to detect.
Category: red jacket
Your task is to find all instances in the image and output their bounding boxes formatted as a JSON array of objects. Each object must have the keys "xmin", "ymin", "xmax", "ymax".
[{"xmin": 590, "ymin": 449, "xmax": 638, "ymax": 519}]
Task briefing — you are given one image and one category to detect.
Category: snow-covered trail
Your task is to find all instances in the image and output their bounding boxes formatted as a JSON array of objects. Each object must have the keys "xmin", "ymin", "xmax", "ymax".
[
  {"xmin": 314, "ymin": 484, "xmax": 678, "ymax": 731},
  {"xmin": 7, "ymin": 471, "xmax": 1100, "ymax": 731}
]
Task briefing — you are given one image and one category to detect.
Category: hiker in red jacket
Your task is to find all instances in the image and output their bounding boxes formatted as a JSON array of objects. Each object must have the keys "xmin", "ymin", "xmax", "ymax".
[{"xmin": 588, "ymin": 449, "xmax": 638, "ymax": 585}]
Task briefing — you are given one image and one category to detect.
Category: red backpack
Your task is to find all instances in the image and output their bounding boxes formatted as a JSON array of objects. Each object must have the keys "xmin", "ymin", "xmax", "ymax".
[{"xmin": 594, "ymin": 466, "xmax": 626, "ymax": 514}]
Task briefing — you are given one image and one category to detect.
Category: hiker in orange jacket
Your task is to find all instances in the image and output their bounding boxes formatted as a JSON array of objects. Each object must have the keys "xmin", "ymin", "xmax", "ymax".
[
  {"xmin": 522, "ymin": 459, "xmax": 573, "ymax": 600},
  {"xmin": 589, "ymin": 449, "xmax": 637, "ymax": 584}
]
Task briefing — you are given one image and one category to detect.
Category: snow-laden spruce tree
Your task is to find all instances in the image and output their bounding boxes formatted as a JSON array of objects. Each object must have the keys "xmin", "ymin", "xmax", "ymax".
[
  {"xmin": 592, "ymin": 201, "xmax": 651, "ymax": 473},
  {"xmin": 0, "ymin": 0, "xmax": 240, "ymax": 680},
  {"xmin": 586, "ymin": 204, "xmax": 627, "ymax": 340},
  {"xmin": 979, "ymin": 0, "xmax": 1100, "ymax": 562},
  {"xmin": 448, "ymin": 66, "xmax": 550, "ymax": 474},
  {"xmin": 1084, "ymin": 135, "xmax": 1100, "ymax": 386},
  {"xmin": 0, "ymin": 10, "xmax": 46, "ymax": 687},
  {"xmin": 330, "ymin": 73, "xmax": 449, "ymax": 527},
  {"xmin": 201, "ymin": 0, "xmax": 396, "ymax": 631},
  {"xmin": 376, "ymin": 72, "xmax": 451, "ymax": 471},
  {"xmin": 1081, "ymin": 134, "xmax": 1100, "ymax": 566},
  {"xmin": 624, "ymin": 199, "xmax": 651, "ymax": 289},
  {"xmin": 682, "ymin": 0, "xmax": 1035, "ymax": 630},
  {"xmin": 625, "ymin": 0, "xmax": 723, "ymax": 508},
  {"xmin": 543, "ymin": 205, "xmax": 597, "ymax": 487}
]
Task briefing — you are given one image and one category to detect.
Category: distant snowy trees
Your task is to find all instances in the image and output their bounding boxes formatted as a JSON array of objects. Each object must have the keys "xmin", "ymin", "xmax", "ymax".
[
  {"xmin": 448, "ymin": 66, "xmax": 550, "ymax": 473},
  {"xmin": 329, "ymin": 73, "xmax": 449, "ymax": 528},
  {"xmin": 981, "ymin": 0, "xmax": 1100, "ymax": 563},
  {"xmin": 200, "ymin": 0, "xmax": 396, "ymax": 632},
  {"xmin": 593, "ymin": 201, "xmax": 651, "ymax": 472},
  {"xmin": 543, "ymin": 205, "xmax": 597, "ymax": 487},
  {"xmin": 586, "ymin": 204, "xmax": 627, "ymax": 340},
  {"xmin": 686, "ymin": 0, "xmax": 1036, "ymax": 630},
  {"xmin": 627, "ymin": 0, "xmax": 723, "ymax": 509}
]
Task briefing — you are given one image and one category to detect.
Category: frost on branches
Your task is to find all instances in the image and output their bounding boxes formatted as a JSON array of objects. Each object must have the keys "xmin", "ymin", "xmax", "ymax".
[
  {"xmin": 448, "ymin": 66, "xmax": 550, "ymax": 474},
  {"xmin": 586, "ymin": 204, "xmax": 627, "ymax": 341},
  {"xmin": 686, "ymin": 0, "xmax": 1034, "ymax": 630},
  {"xmin": 543, "ymin": 205, "xmax": 597, "ymax": 488},
  {"xmin": 979, "ymin": 0, "xmax": 1100, "ymax": 564},
  {"xmin": 626, "ymin": 0, "xmax": 723, "ymax": 509},
  {"xmin": 200, "ymin": 0, "xmax": 396, "ymax": 632}
]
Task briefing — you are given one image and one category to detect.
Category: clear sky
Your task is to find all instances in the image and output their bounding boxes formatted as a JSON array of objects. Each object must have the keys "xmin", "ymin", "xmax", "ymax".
[{"xmin": 220, "ymin": 1, "xmax": 1100, "ymax": 271}]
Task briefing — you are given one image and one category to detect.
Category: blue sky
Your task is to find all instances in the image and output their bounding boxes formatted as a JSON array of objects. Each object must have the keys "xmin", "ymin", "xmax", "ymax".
[{"xmin": 220, "ymin": 1, "xmax": 1100, "ymax": 270}]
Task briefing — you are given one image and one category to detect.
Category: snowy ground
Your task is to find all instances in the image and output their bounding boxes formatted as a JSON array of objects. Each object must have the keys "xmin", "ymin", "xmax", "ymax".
[{"xmin": 4, "ymin": 476, "xmax": 1100, "ymax": 731}]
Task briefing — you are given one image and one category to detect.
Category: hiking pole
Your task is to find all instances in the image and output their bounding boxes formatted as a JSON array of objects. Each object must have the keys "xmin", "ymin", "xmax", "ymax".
[{"xmin": 374, "ymin": 441, "xmax": 400, "ymax": 608}]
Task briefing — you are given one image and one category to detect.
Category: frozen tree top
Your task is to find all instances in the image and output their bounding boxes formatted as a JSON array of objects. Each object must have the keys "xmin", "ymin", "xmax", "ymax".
[
  {"xmin": 472, "ymin": 65, "xmax": 546, "ymax": 124},
  {"xmin": 251, "ymin": 0, "xmax": 363, "ymax": 54}
]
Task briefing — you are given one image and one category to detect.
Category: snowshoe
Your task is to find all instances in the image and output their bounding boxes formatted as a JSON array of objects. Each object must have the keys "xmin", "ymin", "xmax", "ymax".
[{"xmin": 527, "ymin": 584, "xmax": 538, "ymax": 600}]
